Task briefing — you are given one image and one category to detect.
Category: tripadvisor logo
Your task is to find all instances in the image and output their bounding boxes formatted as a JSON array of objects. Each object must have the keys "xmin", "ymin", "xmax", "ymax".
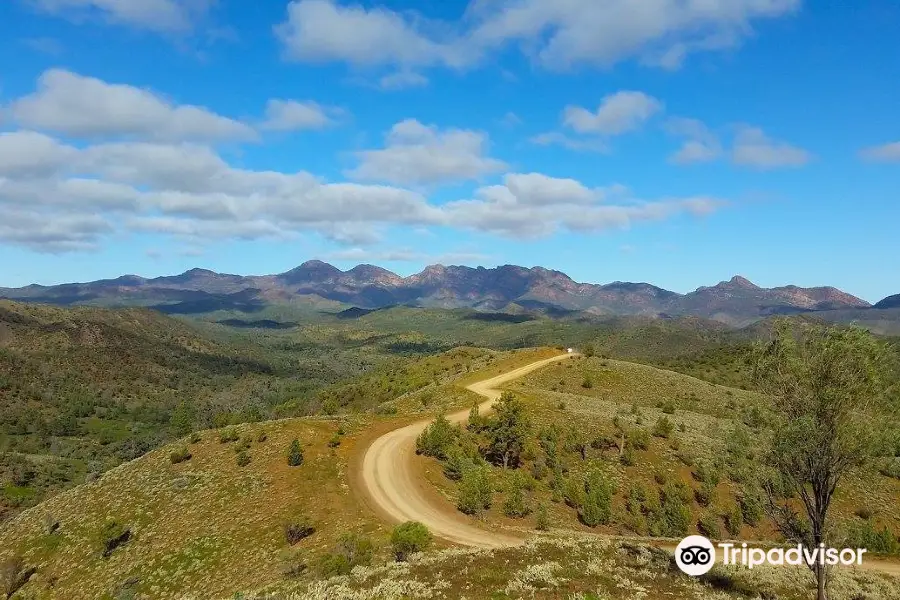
[{"xmin": 675, "ymin": 536, "xmax": 868, "ymax": 576}]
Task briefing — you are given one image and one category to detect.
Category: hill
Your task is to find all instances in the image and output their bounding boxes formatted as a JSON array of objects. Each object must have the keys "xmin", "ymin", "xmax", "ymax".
[
  {"xmin": 0, "ymin": 261, "xmax": 876, "ymax": 327},
  {"xmin": 0, "ymin": 301, "xmax": 353, "ymax": 520}
]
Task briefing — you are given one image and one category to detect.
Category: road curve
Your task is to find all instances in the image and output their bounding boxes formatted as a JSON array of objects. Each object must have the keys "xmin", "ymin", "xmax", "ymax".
[{"xmin": 360, "ymin": 352, "xmax": 577, "ymax": 548}]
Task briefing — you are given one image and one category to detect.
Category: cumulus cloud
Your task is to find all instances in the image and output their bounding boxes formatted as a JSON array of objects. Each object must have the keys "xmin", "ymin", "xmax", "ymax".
[
  {"xmin": 261, "ymin": 99, "xmax": 339, "ymax": 131},
  {"xmin": 563, "ymin": 91, "xmax": 663, "ymax": 135},
  {"xmin": 275, "ymin": 0, "xmax": 799, "ymax": 72},
  {"xmin": 731, "ymin": 125, "xmax": 811, "ymax": 169},
  {"xmin": 26, "ymin": 0, "xmax": 213, "ymax": 34},
  {"xmin": 859, "ymin": 141, "xmax": 900, "ymax": 163},
  {"xmin": 8, "ymin": 69, "xmax": 257, "ymax": 142},
  {"xmin": 348, "ymin": 119, "xmax": 507, "ymax": 186},
  {"xmin": 665, "ymin": 117, "xmax": 722, "ymax": 164}
]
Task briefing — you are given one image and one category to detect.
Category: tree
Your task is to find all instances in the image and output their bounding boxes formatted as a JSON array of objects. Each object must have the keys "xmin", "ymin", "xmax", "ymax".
[
  {"xmin": 457, "ymin": 467, "xmax": 493, "ymax": 515},
  {"xmin": 753, "ymin": 321, "xmax": 894, "ymax": 600},
  {"xmin": 287, "ymin": 439, "xmax": 304, "ymax": 467},
  {"xmin": 391, "ymin": 521, "xmax": 432, "ymax": 561},
  {"xmin": 416, "ymin": 414, "xmax": 456, "ymax": 459},
  {"xmin": 487, "ymin": 392, "xmax": 530, "ymax": 469}
]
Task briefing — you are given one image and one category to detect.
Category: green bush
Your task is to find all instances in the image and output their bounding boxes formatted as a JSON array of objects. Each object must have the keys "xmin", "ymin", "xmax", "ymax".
[
  {"xmin": 626, "ymin": 428, "xmax": 649, "ymax": 450},
  {"xmin": 695, "ymin": 481, "xmax": 715, "ymax": 507},
  {"xmin": 219, "ymin": 427, "xmax": 239, "ymax": 443},
  {"xmin": 845, "ymin": 522, "xmax": 900, "ymax": 555},
  {"xmin": 502, "ymin": 475, "xmax": 531, "ymax": 518},
  {"xmin": 457, "ymin": 467, "xmax": 492, "ymax": 515},
  {"xmin": 698, "ymin": 511, "xmax": 722, "ymax": 539},
  {"xmin": 738, "ymin": 489, "xmax": 764, "ymax": 527},
  {"xmin": 287, "ymin": 439, "xmax": 304, "ymax": 467},
  {"xmin": 391, "ymin": 521, "xmax": 432, "ymax": 561},
  {"xmin": 236, "ymin": 451, "xmax": 251, "ymax": 467},
  {"xmin": 416, "ymin": 414, "xmax": 456, "ymax": 459},
  {"xmin": 725, "ymin": 503, "xmax": 744, "ymax": 537},
  {"xmin": 285, "ymin": 517, "xmax": 315, "ymax": 545},
  {"xmin": 318, "ymin": 532, "xmax": 374, "ymax": 577},
  {"xmin": 693, "ymin": 461, "xmax": 721, "ymax": 486},
  {"xmin": 652, "ymin": 416, "xmax": 674, "ymax": 439},
  {"xmin": 169, "ymin": 446, "xmax": 192, "ymax": 464},
  {"xmin": 535, "ymin": 504, "xmax": 550, "ymax": 531},
  {"xmin": 579, "ymin": 469, "xmax": 614, "ymax": 527}
]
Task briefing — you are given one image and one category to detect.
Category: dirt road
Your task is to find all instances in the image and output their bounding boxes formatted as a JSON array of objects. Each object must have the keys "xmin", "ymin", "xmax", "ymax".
[
  {"xmin": 360, "ymin": 352, "xmax": 576, "ymax": 548},
  {"xmin": 358, "ymin": 352, "xmax": 900, "ymax": 576}
]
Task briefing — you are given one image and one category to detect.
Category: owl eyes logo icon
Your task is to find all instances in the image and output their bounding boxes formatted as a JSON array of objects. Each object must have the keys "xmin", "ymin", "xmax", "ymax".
[{"xmin": 675, "ymin": 535, "xmax": 716, "ymax": 576}]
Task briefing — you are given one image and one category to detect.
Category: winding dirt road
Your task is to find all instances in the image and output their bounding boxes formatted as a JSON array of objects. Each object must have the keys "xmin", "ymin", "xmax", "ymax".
[
  {"xmin": 358, "ymin": 352, "xmax": 900, "ymax": 577},
  {"xmin": 360, "ymin": 352, "xmax": 576, "ymax": 548}
]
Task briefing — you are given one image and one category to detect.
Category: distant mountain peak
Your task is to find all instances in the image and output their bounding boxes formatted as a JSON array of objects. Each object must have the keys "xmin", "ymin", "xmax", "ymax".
[{"xmin": 725, "ymin": 275, "xmax": 758, "ymax": 288}]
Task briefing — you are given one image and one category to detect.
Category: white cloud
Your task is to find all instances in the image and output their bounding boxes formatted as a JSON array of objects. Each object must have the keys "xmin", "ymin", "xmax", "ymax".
[
  {"xmin": 261, "ymin": 99, "xmax": 338, "ymax": 131},
  {"xmin": 731, "ymin": 125, "xmax": 811, "ymax": 169},
  {"xmin": 503, "ymin": 173, "xmax": 596, "ymax": 205},
  {"xmin": 9, "ymin": 69, "xmax": 257, "ymax": 142},
  {"xmin": 276, "ymin": 0, "xmax": 460, "ymax": 68},
  {"xmin": 26, "ymin": 0, "xmax": 212, "ymax": 34},
  {"xmin": 530, "ymin": 131, "xmax": 607, "ymax": 153},
  {"xmin": 0, "ymin": 131, "xmax": 78, "ymax": 177},
  {"xmin": 379, "ymin": 72, "xmax": 429, "ymax": 90},
  {"xmin": 563, "ymin": 91, "xmax": 663, "ymax": 135},
  {"xmin": 348, "ymin": 119, "xmax": 507, "ymax": 186},
  {"xmin": 0, "ymin": 128, "xmax": 724, "ymax": 252},
  {"xmin": 665, "ymin": 117, "xmax": 722, "ymax": 164},
  {"xmin": 859, "ymin": 141, "xmax": 900, "ymax": 163},
  {"xmin": 275, "ymin": 0, "xmax": 799, "ymax": 72}
]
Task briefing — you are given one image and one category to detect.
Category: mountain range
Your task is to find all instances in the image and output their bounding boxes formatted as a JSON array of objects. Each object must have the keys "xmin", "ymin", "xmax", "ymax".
[{"xmin": 2, "ymin": 261, "xmax": 895, "ymax": 328}]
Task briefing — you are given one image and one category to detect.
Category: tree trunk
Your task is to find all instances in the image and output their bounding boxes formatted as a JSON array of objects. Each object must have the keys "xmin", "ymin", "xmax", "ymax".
[{"xmin": 816, "ymin": 563, "xmax": 827, "ymax": 600}]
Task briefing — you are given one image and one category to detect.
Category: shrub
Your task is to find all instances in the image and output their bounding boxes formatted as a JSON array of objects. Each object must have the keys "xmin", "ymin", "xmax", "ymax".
[
  {"xmin": 738, "ymin": 489, "xmax": 764, "ymax": 527},
  {"xmin": 169, "ymin": 446, "xmax": 192, "ymax": 464},
  {"xmin": 725, "ymin": 503, "xmax": 744, "ymax": 537},
  {"xmin": 287, "ymin": 439, "xmax": 304, "ymax": 467},
  {"xmin": 579, "ymin": 469, "xmax": 615, "ymax": 527},
  {"xmin": 695, "ymin": 482, "xmax": 715, "ymax": 507},
  {"xmin": 391, "ymin": 521, "xmax": 432, "ymax": 561},
  {"xmin": 457, "ymin": 467, "xmax": 492, "ymax": 515},
  {"xmin": 285, "ymin": 517, "xmax": 315, "ymax": 545},
  {"xmin": 99, "ymin": 520, "xmax": 131, "ymax": 558},
  {"xmin": 652, "ymin": 416, "xmax": 674, "ymax": 439},
  {"xmin": 535, "ymin": 504, "xmax": 550, "ymax": 531},
  {"xmin": 698, "ymin": 511, "xmax": 722, "ymax": 538},
  {"xmin": 626, "ymin": 428, "xmax": 649, "ymax": 450},
  {"xmin": 502, "ymin": 475, "xmax": 531, "ymax": 518},
  {"xmin": 660, "ymin": 400, "xmax": 676, "ymax": 414},
  {"xmin": 416, "ymin": 414, "xmax": 456, "ymax": 459},
  {"xmin": 693, "ymin": 461, "xmax": 720, "ymax": 486},
  {"xmin": 236, "ymin": 451, "xmax": 251, "ymax": 467},
  {"xmin": 845, "ymin": 521, "xmax": 900, "ymax": 555},
  {"xmin": 219, "ymin": 428, "xmax": 239, "ymax": 443}
]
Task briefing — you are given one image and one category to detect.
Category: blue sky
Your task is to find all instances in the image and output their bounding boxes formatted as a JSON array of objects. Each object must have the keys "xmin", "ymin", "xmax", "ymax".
[{"xmin": 0, "ymin": 0, "xmax": 898, "ymax": 302}]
